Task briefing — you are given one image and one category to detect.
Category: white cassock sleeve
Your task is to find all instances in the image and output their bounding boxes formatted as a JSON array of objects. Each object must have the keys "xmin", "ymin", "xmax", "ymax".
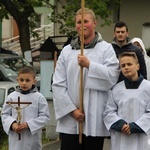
[
  {"xmin": 103, "ymin": 92, "xmax": 122, "ymax": 131},
  {"xmin": 26, "ymin": 96, "xmax": 50, "ymax": 135},
  {"xmin": 1, "ymin": 99, "xmax": 17, "ymax": 134},
  {"xmin": 52, "ymin": 52, "xmax": 77, "ymax": 120},
  {"xmin": 135, "ymin": 100, "xmax": 150, "ymax": 134}
]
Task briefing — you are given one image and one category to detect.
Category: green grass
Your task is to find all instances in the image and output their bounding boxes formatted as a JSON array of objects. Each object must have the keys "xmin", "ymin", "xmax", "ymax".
[
  {"xmin": 0, "ymin": 133, "xmax": 8, "ymax": 150},
  {"xmin": 42, "ymin": 130, "xmax": 51, "ymax": 144}
]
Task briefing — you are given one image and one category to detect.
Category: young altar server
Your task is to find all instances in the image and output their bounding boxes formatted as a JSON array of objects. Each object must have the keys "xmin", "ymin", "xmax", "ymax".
[
  {"xmin": 103, "ymin": 52, "xmax": 150, "ymax": 150},
  {"xmin": 1, "ymin": 66, "xmax": 50, "ymax": 150}
]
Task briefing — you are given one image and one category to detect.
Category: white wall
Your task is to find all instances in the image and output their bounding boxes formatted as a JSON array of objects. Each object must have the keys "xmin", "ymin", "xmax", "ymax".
[
  {"xmin": 2, "ymin": 17, "xmax": 13, "ymax": 40},
  {"xmin": 142, "ymin": 26, "xmax": 150, "ymax": 49}
]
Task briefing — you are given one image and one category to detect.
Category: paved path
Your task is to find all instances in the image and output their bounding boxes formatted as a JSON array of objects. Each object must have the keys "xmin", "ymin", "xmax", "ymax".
[{"xmin": 43, "ymin": 138, "xmax": 110, "ymax": 150}]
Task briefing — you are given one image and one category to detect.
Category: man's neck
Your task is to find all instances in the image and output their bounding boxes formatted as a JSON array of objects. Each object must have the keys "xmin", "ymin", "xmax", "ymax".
[
  {"xmin": 82, "ymin": 33, "xmax": 96, "ymax": 45},
  {"xmin": 116, "ymin": 40, "xmax": 127, "ymax": 47}
]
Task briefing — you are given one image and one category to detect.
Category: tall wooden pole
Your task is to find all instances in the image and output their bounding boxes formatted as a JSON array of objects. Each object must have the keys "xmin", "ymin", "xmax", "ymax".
[{"xmin": 79, "ymin": 0, "xmax": 85, "ymax": 144}]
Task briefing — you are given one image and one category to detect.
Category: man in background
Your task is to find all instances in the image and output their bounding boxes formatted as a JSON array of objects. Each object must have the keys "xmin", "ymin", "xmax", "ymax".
[{"xmin": 112, "ymin": 21, "xmax": 147, "ymax": 82}]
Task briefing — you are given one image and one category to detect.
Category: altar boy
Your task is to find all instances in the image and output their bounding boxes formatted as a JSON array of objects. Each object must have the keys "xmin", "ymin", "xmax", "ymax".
[
  {"xmin": 104, "ymin": 52, "xmax": 150, "ymax": 150},
  {"xmin": 1, "ymin": 66, "xmax": 50, "ymax": 150}
]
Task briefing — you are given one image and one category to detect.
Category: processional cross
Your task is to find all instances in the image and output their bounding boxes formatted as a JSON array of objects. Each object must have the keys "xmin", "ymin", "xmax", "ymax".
[
  {"xmin": 79, "ymin": 0, "xmax": 85, "ymax": 144},
  {"xmin": 6, "ymin": 96, "xmax": 32, "ymax": 140}
]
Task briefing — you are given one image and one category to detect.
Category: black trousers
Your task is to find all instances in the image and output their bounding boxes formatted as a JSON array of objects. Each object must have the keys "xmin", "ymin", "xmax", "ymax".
[{"xmin": 60, "ymin": 133, "xmax": 104, "ymax": 150}]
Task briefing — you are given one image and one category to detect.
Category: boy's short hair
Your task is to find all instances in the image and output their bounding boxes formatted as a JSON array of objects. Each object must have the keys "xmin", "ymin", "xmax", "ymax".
[
  {"xmin": 75, "ymin": 8, "xmax": 96, "ymax": 21},
  {"xmin": 18, "ymin": 66, "xmax": 36, "ymax": 78},
  {"xmin": 114, "ymin": 21, "xmax": 128, "ymax": 32},
  {"xmin": 119, "ymin": 52, "xmax": 139, "ymax": 64}
]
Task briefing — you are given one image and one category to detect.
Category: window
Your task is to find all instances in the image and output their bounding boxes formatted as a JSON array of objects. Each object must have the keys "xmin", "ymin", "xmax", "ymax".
[
  {"xmin": 0, "ymin": 89, "xmax": 5, "ymax": 106},
  {"xmin": 113, "ymin": 2, "xmax": 120, "ymax": 23}
]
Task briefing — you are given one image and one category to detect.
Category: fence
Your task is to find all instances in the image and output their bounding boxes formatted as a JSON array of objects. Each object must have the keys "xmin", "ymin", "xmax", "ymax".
[{"xmin": 2, "ymin": 23, "xmax": 54, "ymax": 55}]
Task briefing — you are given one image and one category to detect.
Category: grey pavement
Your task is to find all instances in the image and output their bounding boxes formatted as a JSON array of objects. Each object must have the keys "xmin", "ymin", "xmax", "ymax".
[
  {"xmin": 42, "ymin": 140, "xmax": 60, "ymax": 150},
  {"xmin": 42, "ymin": 138, "xmax": 110, "ymax": 150}
]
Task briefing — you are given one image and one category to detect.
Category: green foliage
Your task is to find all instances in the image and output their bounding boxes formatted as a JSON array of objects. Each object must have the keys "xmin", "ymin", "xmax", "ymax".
[
  {"xmin": 0, "ymin": 1, "xmax": 9, "ymax": 20},
  {"xmin": 50, "ymin": 0, "xmax": 122, "ymax": 36},
  {"xmin": 42, "ymin": 128, "xmax": 51, "ymax": 144},
  {"xmin": 0, "ymin": 0, "xmax": 53, "ymax": 35},
  {"xmin": 0, "ymin": 116, "xmax": 8, "ymax": 150}
]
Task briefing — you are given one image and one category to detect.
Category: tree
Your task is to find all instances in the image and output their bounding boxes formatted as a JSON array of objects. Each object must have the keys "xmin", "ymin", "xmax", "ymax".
[
  {"xmin": 51, "ymin": 0, "xmax": 122, "ymax": 37},
  {"xmin": 0, "ymin": 0, "xmax": 53, "ymax": 56}
]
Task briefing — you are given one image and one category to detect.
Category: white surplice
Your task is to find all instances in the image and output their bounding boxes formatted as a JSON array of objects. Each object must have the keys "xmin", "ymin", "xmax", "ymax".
[
  {"xmin": 104, "ymin": 80, "xmax": 150, "ymax": 150},
  {"xmin": 52, "ymin": 41, "xmax": 120, "ymax": 137},
  {"xmin": 1, "ymin": 91, "xmax": 50, "ymax": 150}
]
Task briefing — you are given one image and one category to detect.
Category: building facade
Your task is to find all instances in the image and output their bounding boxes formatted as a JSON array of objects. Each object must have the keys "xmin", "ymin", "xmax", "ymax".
[{"xmin": 55, "ymin": 0, "xmax": 150, "ymax": 49}]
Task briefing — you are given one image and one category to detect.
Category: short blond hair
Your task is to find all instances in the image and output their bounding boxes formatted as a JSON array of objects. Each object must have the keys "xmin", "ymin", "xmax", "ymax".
[
  {"xmin": 18, "ymin": 66, "xmax": 36, "ymax": 78},
  {"xmin": 75, "ymin": 8, "xmax": 96, "ymax": 21},
  {"xmin": 119, "ymin": 52, "xmax": 139, "ymax": 64}
]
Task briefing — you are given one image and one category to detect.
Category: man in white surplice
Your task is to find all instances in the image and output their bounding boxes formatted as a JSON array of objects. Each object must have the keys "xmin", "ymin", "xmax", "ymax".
[{"xmin": 52, "ymin": 8, "xmax": 120, "ymax": 150}]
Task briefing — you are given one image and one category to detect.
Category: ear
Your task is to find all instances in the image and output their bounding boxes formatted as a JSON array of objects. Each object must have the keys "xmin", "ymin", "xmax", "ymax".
[
  {"xmin": 127, "ymin": 31, "xmax": 129, "ymax": 37},
  {"xmin": 33, "ymin": 79, "xmax": 37, "ymax": 85},
  {"xmin": 114, "ymin": 33, "xmax": 115, "ymax": 37},
  {"xmin": 113, "ymin": 31, "xmax": 116, "ymax": 37},
  {"xmin": 93, "ymin": 20, "xmax": 97, "ymax": 28},
  {"xmin": 137, "ymin": 63, "xmax": 140, "ymax": 71}
]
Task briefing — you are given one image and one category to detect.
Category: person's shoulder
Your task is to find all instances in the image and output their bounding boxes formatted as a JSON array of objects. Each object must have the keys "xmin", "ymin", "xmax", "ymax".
[
  {"xmin": 7, "ymin": 91, "xmax": 18, "ymax": 97},
  {"xmin": 100, "ymin": 40, "xmax": 111, "ymax": 45},
  {"xmin": 6, "ymin": 91, "xmax": 19, "ymax": 102},
  {"xmin": 142, "ymin": 79, "xmax": 150, "ymax": 86},
  {"xmin": 34, "ymin": 91, "xmax": 47, "ymax": 99},
  {"xmin": 112, "ymin": 81, "xmax": 124, "ymax": 91},
  {"xmin": 97, "ymin": 40, "xmax": 113, "ymax": 49},
  {"xmin": 111, "ymin": 42, "xmax": 120, "ymax": 50},
  {"xmin": 57, "ymin": 44, "xmax": 72, "ymax": 58},
  {"xmin": 140, "ymin": 80, "xmax": 150, "ymax": 92},
  {"xmin": 33, "ymin": 91, "xmax": 42, "ymax": 96},
  {"xmin": 126, "ymin": 42, "xmax": 143, "ymax": 54},
  {"xmin": 127, "ymin": 42, "xmax": 141, "ymax": 51},
  {"xmin": 111, "ymin": 81, "xmax": 125, "ymax": 97},
  {"xmin": 63, "ymin": 43, "xmax": 72, "ymax": 49},
  {"xmin": 125, "ymin": 42, "xmax": 134, "ymax": 48},
  {"xmin": 61, "ymin": 44, "xmax": 72, "ymax": 51}
]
